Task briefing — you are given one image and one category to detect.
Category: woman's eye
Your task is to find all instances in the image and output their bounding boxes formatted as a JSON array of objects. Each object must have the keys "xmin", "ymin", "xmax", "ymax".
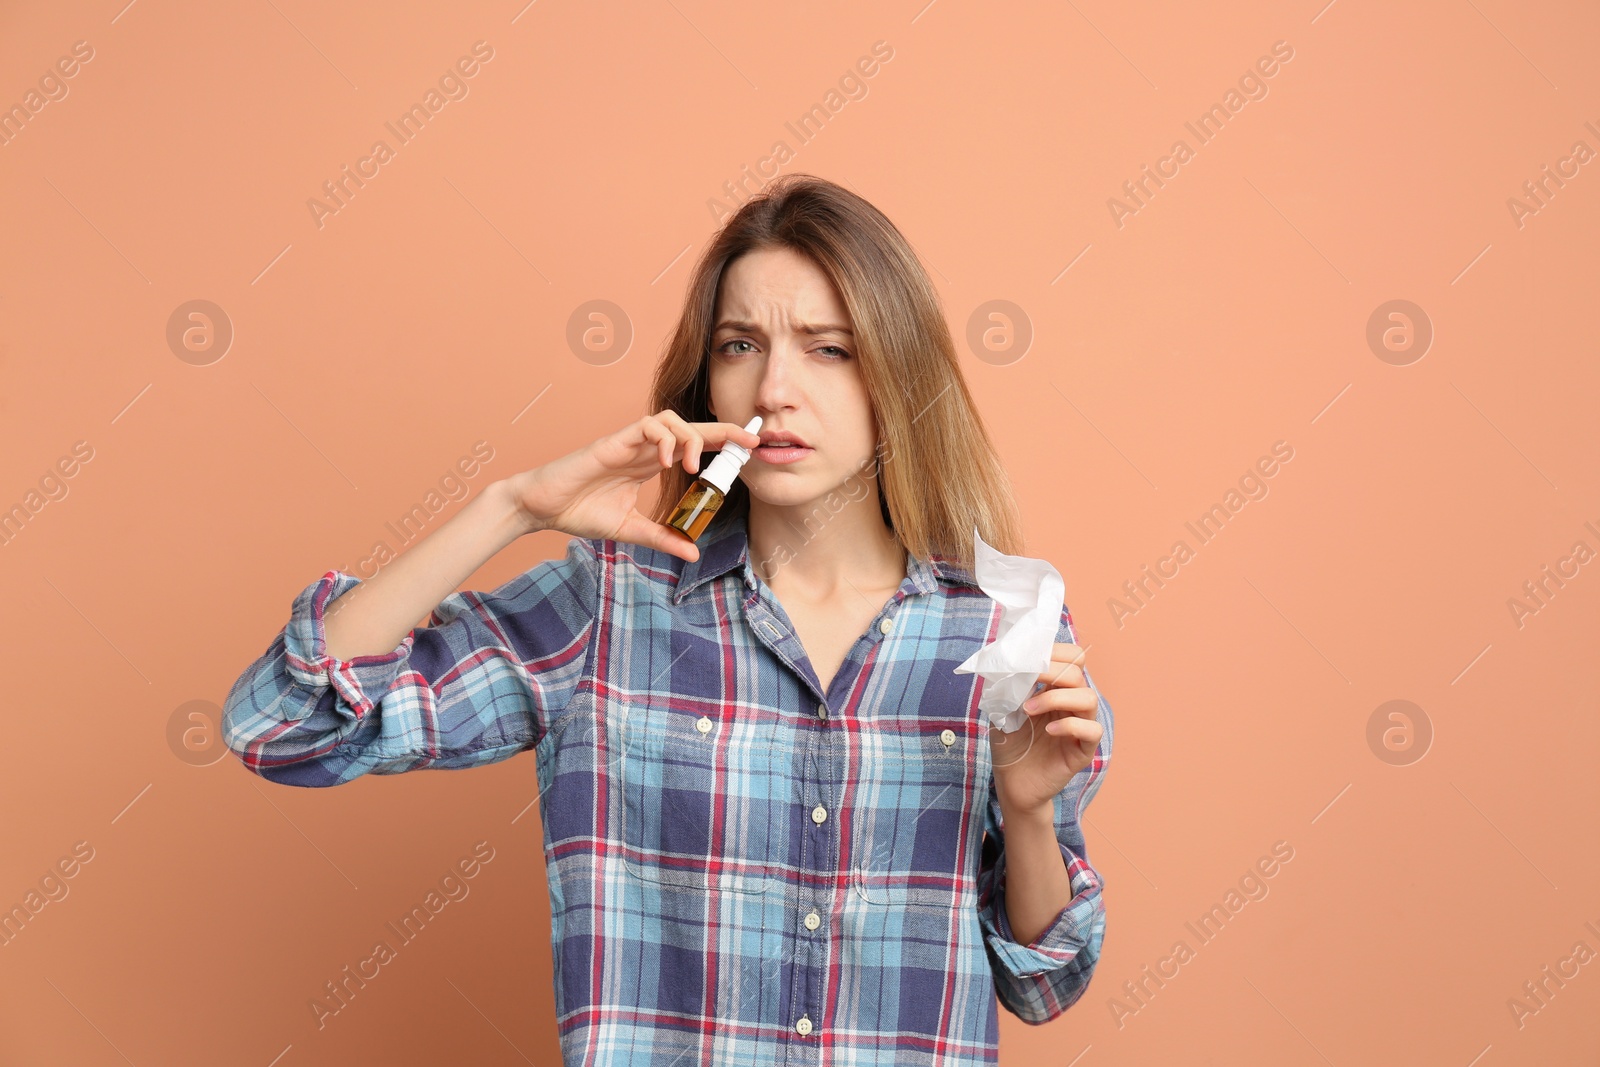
[{"xmin": 715, "ymin": 340, "xmax": 849, "ymax": 359}]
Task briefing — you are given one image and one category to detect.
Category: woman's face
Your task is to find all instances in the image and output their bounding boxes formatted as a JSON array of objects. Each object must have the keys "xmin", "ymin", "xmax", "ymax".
[{"xmin": 707, "ymin": 246, "xmax": 877, "ymax": 512}]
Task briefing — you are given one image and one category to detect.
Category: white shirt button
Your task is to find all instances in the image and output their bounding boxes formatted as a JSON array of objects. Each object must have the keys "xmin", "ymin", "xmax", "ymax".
[
  {"xmin": 879, "ymin": 616, "xmax": 894, "ymax": 634},
  {"xmin": 811, "ymin": 805, "xmax": 827, "ymax": 824},
  {"xmin": 817, "ymin": 703, "xmax": 827, "ymax": 720},
  {"xmin": 795, "ymin": 1016, "xmax": 813, "ymax": 1036},
  {"xmin": 940, "ymin": 728, "xmax": 956, "ymax": 746},
  {"xmin": 696, "ymin": 716, "xmax": 713, "ymax": 733},
  {"xmin": 804, "ymin": 911, "xmax": 821, "ymax": 930}
]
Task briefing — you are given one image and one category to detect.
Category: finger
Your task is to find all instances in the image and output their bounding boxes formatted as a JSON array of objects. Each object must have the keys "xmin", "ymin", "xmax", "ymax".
[
  {"xmin": 1022, "ymin": 686, "xmax": 1099, "ymax": 719},
  {"xmin": 1044, "ymin": 715, "xmax": 1103, "ymax": 747},
  {"xmin": 693, "ymin": 419, "xmax": 763, "ymax": 449},
  {"xmin": 1049, "ymin": 642, "xmax": 1086, "ymax": 667},
  {"xmin": 638, "ymin": 418, "xmax": 674, "ymax": 469},
  {"xmin": 617, "ymin": 511, "xmax": 699, "ymax": 562},
  {"xmin": 730, "ymin": 421, "xmax": 763, "ymax": 447},
  {"xmin": 1035, "ymin": 662, "xmax": 1087, "ymax": 689},
  {"xmin": 653, "ymin": 411, "xmax": 707, "ymax": 473},
  {"xmin": 1036, "ymin": 643, "xmax": 1087, "ymax": 687}
]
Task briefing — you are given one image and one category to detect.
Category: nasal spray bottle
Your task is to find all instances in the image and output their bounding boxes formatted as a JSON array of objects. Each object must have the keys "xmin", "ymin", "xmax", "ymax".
[{"xmin": 663, "ymin": 415, "xmax": 763, "ymax": 543}]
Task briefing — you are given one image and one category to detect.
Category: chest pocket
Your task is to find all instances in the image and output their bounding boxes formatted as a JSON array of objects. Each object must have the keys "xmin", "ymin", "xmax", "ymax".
[
  {"xmin": 617, "ymin": 698, "xmax": 791, "ymax": 895},
  {"xmin": 851, "ymin": 714, "xmax": 985, "ymax": 908}
]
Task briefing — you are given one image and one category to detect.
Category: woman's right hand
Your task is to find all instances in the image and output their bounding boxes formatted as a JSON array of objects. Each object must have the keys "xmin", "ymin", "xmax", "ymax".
[{"xmin": 503, "ymin": 410, "xmax": 761, "ymax": 562}]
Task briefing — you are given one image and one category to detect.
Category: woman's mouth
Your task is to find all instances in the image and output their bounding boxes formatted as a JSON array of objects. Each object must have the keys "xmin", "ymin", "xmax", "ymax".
[{"xmin": 753, "ymin": 443, "xmax": 814, "ymax": 464}]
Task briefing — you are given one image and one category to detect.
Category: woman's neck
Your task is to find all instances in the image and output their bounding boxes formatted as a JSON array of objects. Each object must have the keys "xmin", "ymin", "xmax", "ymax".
[{"xmin": 746, "ymin": 495, "xmax": 906, "ymax": 600}]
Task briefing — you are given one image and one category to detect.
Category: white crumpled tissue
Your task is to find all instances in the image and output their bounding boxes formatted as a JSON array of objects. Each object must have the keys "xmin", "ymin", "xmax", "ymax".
[{"xmin": 952, "ymin": 524, "xmax": 1065, "ymax": 734}]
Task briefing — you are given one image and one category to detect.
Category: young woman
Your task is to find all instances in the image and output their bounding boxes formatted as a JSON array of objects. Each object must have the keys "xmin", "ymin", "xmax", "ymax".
[{"xmin": 223, "ymin": 174, "xmax": 1113, "ymax": 1065}]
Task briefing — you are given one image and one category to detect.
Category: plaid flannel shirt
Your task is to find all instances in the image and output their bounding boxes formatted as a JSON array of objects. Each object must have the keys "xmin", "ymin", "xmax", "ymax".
[{"xmin": 223, "ymin": 512, "xmax": 1113, "ymax": 1065}]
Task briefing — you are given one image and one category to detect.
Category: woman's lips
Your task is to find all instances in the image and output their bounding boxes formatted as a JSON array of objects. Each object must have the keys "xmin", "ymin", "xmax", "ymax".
[{"xmin": 752, "ymin": 444, "xmax": 814, "ymax": 464}]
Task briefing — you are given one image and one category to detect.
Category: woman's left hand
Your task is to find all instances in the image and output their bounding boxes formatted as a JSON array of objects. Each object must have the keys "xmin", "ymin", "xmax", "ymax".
[{"xmin": 989, "ymin": 642, "xmax": 1103, "ymax": 818}]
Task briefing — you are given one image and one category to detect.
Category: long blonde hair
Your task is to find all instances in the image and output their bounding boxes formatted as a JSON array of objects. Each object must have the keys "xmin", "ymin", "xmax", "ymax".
[{"xmin": 646, "ymin": 173, "xmax": 1022, "ymax": 571}]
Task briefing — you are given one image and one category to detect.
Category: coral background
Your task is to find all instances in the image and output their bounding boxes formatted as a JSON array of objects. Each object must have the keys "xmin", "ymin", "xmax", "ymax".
[{"xmin": 1, "ymin": 0, "xmax": 1596, "ymax": 1063}]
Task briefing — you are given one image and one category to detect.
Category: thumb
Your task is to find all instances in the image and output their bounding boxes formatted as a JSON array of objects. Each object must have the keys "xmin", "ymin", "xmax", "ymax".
[{"xmin": 615, "ymin": 512, "xmax": 700, "ymax": 562}]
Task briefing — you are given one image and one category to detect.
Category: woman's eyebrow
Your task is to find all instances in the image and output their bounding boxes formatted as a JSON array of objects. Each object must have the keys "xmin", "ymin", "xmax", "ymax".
[{"xmin": 713, "ymin": 319, "xmax": 855, "ymax": 337}]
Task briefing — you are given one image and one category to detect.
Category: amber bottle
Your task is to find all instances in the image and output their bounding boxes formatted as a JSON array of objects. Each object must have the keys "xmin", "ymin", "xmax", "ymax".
[{"xmin": 664, "ymin": 415, "xmax": 763, "ymax": 542}]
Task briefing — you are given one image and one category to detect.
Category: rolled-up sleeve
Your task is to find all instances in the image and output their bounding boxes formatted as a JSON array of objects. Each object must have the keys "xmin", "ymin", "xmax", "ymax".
[
  {"xmin": 221, "ymin": 536, "xmax": 602, "ymax": 787},
  {"xmin": 976, "ymin": 602, "xmax": 1114, "ymax": 1024}
]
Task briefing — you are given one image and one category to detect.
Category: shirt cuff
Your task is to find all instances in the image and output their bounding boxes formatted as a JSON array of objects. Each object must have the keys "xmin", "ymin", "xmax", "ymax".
[
  {"xmin": 979, "ymin": 846, "xmax": 1096, "ymax": 978},
  {"xmin": 281, "ymin": 570, "xmax": 414, "ymax": 721}
]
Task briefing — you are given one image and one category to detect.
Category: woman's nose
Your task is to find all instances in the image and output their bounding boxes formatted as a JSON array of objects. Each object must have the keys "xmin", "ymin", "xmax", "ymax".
[{"xmin": 755, "ymin": 347, "xmax": 802, "ymax": 410}]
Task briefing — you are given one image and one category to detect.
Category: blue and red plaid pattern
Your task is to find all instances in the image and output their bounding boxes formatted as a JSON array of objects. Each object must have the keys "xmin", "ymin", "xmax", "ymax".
[{"xmin": 223, "ymin": 512, "xmax": 1113, "ymax": 1064}]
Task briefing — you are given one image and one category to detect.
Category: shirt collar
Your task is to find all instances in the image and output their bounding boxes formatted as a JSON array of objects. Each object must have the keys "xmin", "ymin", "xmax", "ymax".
[{"xmin": 671, "ymin": 513, "xmax": 977, "ymax": 604}]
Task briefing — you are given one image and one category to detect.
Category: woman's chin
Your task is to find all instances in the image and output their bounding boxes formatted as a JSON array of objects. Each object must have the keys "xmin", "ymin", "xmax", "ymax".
[{"xmin": 742, "ymin": 478, "xmax": 834, "ymax": 510}]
